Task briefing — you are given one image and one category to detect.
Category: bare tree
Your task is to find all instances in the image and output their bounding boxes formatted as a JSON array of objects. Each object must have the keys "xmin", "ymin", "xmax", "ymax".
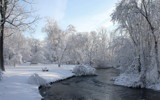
[{"xmin": 0, "ymin": 0, "xmax": 38, "ymax": 71}]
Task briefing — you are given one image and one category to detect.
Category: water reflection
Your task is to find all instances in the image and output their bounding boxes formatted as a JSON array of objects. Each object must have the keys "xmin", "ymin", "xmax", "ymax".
[{"xmin": 40, "ymin": 68, "xmax": 160, "ymax": 100}]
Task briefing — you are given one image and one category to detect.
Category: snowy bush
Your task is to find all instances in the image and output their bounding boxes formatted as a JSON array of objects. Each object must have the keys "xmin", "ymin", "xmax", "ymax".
[
  {"xmin": 72, "ymin": 65, "xmax": 96, "ymax": 76},
  {"xmin": 28, "ymin": 73, "xmax": 47, "ymax": 85}
]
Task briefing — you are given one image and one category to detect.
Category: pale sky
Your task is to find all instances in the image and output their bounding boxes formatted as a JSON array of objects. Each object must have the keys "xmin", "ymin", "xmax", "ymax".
[{"xmin": 29, "ymin": 0, "xmax": 118, "ymax": 40}]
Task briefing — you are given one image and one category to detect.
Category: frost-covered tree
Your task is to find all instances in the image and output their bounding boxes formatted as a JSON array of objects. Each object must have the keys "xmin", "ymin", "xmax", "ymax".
[
  {"xmin": 93, "ymin": 28, "xmax": 111, "ymax": 67},
  {"xmin": 110, "ymin": 35, "xmax": 134, "ymax": 70},
  {"xmin": 4, "ymin": 32, "xmax": 32, "ymax": 65},
  {"xmin": 57, "ymin": 25, "xmax": 77, "ymax": 67},
  {"xmin": 31, "ymin": 50, "xmax": 46, "ymax": 64},
  {"xmin": 0, "ymin": 0, "xmax": 38, "ymax": 71},
  {"xmin": 27, "ymin": 38, "xmax": 46, "ymax": 64},
  {"xmin": 62, "ymin": 29, "xmax": 111, "ymax": 67},
  {"xmin": 43, "ymin": 18, "xmax": 64, "ymax": 63},
  {"xmin": 42, "ymin": 19, "xmax": 114, "ymax": 68},
  {"xmin": 112, "ymin": 0, "xmax": 160, "ymax": 87},
  {"xmin": 66, "ymin": 32, "xmax": 89, "ymax": 64},
  {"xmin": 10, "ymin": 53, "xmax": 22, "ymax": 67}
]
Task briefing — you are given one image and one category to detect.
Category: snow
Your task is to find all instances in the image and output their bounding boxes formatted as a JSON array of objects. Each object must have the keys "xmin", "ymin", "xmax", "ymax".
[
  {"xmin": 72, "ymin": 65, "xmax": 96, "ymax": 76},
  {"xmin": 114, "ymin": 57, "xmax": 144, "ymax": 88},
  {"xmin": 0, "ymin": 64, "xmax": 75, "ymax": 100},
  {"xmin": 27, "ymin": 73, "xmax": 47, "ymax": 85},
  {"xmin": 148, "ymin": 79, "xmax": 160, "ymax": 90},
  {"xmin": 147, "ymin": 77, "xmax": 160, "ymax": 91},
  {"xmin": 114, "ymin": 73, "xmax": 143, "ymax": 88}
]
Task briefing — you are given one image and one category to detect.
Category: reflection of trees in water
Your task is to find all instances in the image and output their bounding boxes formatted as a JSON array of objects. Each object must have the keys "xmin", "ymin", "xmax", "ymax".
[{"xmin": 40, "ymin": 68, "xmax": 160, "ymax": 100}]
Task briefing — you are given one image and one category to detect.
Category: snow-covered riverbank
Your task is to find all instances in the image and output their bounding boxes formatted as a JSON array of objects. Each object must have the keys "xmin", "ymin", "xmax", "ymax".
[{"xmin": 0, "ymin": 64, "xmax": 75, "ymax": 100}]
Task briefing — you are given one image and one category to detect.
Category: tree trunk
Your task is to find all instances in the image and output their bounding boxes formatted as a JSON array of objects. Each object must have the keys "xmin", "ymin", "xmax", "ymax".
[
  {"xmin": 152, "ymin": 29, "xmax": 159, "ymax": 77},
  {"xmin": 58, "ymin": 46, "xmax": 67, "ymax": 67},
  {"xmin": 155, "ymin": 40, "xmax": 160, "ymax": 76},
  {"xmin": 0, "ymin": 26, "xmax": 4, "ymax": 71},
  {"xmin": 138, "ymin": 54, "xmax": 141, "ymax": 73},
  {"xmin": 0, "ymin": 0, "xmax": 5, "ymax": 71},
  {"xmin": 155, "ymin": 41, "xmax": 159, "ymax": 65}
]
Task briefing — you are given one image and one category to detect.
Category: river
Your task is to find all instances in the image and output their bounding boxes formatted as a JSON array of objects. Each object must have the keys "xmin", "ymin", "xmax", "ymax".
[{"xmin": 39, "ymin": 68, "xmax": 160, "ymax": 100}]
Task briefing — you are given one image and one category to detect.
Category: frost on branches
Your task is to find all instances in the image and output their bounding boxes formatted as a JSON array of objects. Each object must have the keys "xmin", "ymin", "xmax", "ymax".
[
  {"xmin": 112, "ymin": 0, "xmax": 160, "ymax": 89},
  {"xmin": 72, "ymin": 65, "xmax": 96, "ymax": 76},
  {"xmin": 114, "ymin": 56, "xmax": 160, "ymax": 88}
]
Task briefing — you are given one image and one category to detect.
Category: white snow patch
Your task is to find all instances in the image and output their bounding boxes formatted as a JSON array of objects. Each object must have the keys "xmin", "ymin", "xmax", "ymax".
[
  {"xmin": 72, "ymin": 65, "xmax": 96, "ymax": 76},
  {"xmin": 114, "ymin": 58, "xmax": 144, "ymax": 88},
  {"xmin": 114, "ymin": 73, "xmax": 143, "ymax": 88},
  {"xmin": 0, "ymin": 64, "xmax": 75, "ymax": 100},
  {"xmin": 28, "ymin": 73, "xmax": 47, "ymax": 85},
  {"xmin": 148, "ymin": 79, "xmax": 160, "ymax": 90}
]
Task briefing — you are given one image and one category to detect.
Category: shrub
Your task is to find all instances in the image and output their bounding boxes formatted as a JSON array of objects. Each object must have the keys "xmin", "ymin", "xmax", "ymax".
[{"xmin": 72, "ymin": 65, "xmax": 96, "ymax": 76}]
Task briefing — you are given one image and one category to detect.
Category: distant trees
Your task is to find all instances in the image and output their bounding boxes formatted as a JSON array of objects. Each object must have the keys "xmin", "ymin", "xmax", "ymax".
[
  {"xmin": 4, "ymin": 33, "xmax": 25, "ymax": 65},
  {"xmin": 41, "ymin": 19, "xmax": 113, "ymax": 67},
  {"xmin": 43, "ymin": 19, "xmax": 64, "ymax": 64},
  {"xmin": 0, "ymin": 0, "xmax": 38, "ymax": 71},
  {"xmin": 29, "ymin": 39, "xmax": 47, "ymax": 64},
  {"xmin": 110, "ymin": 35, "xmax": 134, "ymax": 70}
]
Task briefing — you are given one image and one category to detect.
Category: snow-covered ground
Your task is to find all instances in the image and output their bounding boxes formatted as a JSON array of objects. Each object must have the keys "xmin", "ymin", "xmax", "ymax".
[{"xmin": 0, "ymin": 64, "xmax": 75, "ymax": 100}]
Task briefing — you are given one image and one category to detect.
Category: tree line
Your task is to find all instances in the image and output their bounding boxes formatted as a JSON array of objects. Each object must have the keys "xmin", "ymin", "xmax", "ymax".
[{"xmin": 4, "ymin": 18, "xmax": 114, "ymax": 68}]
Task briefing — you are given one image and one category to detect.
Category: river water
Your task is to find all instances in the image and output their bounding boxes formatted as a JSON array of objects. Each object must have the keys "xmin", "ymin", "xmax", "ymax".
[{"xmin": 39, "ymin": 68, "xmax": 160, "ymax": 100}]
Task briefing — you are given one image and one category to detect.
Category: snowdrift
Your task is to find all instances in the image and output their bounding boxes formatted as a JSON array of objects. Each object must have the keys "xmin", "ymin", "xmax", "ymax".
[{"xmin": 28, "ymin": 73, "xmax": 47, "ymax": 85}]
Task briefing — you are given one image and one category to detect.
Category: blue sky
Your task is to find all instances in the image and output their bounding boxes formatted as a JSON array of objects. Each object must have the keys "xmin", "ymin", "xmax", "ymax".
[{"xmin": 29, "ymin": 0, "xmax": 118, "ymax": 40}]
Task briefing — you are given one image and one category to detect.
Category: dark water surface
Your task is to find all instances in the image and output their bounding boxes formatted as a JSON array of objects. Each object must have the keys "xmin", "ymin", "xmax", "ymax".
[{"xmin": 39, "ymin": 68, "xmax": 160, "ymax": 100}]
